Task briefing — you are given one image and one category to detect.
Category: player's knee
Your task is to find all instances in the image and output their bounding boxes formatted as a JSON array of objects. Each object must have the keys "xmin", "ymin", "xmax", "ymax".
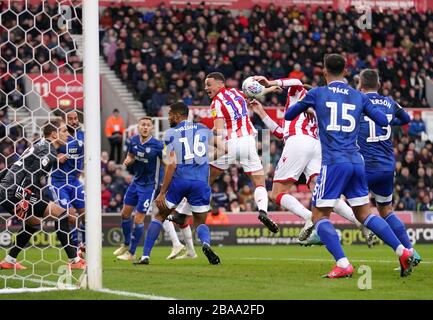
[
  {"xmin": 193, "ymin": 212, "xmax": 207, "ymax": 226},
  {"xmin": 134, "ymin": 213, "xmax": 145, "ymax": 224},
  {"xmin": 270, "ymin": 190, "xmax": 278, "ymax": 202},
  {"xmin": 121, "ymin": 209, "xmax": 132, "ymax": 219},
  {"xmin": 377, "ymin": 204, "xmax": 393, "ymax": 218}
]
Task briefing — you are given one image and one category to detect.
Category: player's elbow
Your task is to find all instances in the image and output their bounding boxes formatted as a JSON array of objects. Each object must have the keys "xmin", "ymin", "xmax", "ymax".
[
  {"xmin": 284, "ymin": 109, "xmax": 296, "ymax": 121},
  {"xmin": 274, "ymin": 131, "xmax": 284, "ymax": 140},
  {"xmin": 400, "ymin": 113, "xmax": 411, "ymax": 125},
  {"xmin": 373, "ymin": 113, "xmax": 389, "ymax": 127}
]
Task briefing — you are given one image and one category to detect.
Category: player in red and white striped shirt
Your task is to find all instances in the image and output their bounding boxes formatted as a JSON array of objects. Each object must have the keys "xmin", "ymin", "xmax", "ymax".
[
  {"xmin": 204, "ymin": 72, "xmax": 279, "ymax": 233},
  {"xmin": 251, "ymin": 76, "xmax": 371, "ymax": 243}
]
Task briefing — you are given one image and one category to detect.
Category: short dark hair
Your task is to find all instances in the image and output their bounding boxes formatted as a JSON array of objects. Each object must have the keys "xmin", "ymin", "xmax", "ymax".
[
  {"xmin": 360, "ymin": 69, "xmax": 380, "ymax": 90},
  {"xmin": 43, "ymin": 118, "xmax": 63, "ymax": 137},
  {"xmin": 113, "ymin": 108, "xmax": 119, "ymax": 113},
  {"xmin": 138, "ymin": 116, "xmax": 153, "ymax": 123},
  {"xmin": 169, "ymin": 102, "xmax": 189, "ymax": 116},
  {"xmin": 324, "ymin": 54, "xmax": 346, "ymax": 76},
  {"xmin": 206, "ymin": 72, "xmax": 225, "ymax": 83}
]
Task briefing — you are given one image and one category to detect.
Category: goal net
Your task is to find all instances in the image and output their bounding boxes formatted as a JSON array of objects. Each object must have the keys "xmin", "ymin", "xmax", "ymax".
[{"xmin": 0, "ymin": 0, "xmax": 100, "ymax": 293}]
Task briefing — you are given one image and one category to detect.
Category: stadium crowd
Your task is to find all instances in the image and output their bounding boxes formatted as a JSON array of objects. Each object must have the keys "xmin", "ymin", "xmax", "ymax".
[
  {"xmin": 99, "ymin": 3, "xmax": 433, "ymax": 116},
  {"xmin": 1, "ymin": 2, "xmax": 433, "ymax": 213}
]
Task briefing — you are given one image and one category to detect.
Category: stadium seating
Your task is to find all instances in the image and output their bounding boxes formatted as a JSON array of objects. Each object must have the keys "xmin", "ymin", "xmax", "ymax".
[{"xmin": 1, "ymin": 3, "xmax": 432, "ymax": 213}]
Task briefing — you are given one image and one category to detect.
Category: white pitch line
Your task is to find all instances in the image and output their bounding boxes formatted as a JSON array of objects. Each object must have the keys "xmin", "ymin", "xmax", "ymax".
[
  {"xmin": 0, "ymin": 274, "xmax": 176, "ymax": 299},
  {"xmin": 94, "ymin": 288, "xmax": 177, "ymax": 300},
  {"xmin": 0, "ymin": 275, "xmax": 79, "ymax": 294},
  {"xmin": 0, "ymin": 287, "xmax": 68, "ymax": 294},
  {"xmin": 240, "ymin": 257, "xmax": 433, "ymax": 264}
]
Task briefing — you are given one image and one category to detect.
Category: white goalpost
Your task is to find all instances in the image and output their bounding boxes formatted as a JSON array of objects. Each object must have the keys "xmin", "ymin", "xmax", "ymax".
[
  {"xmin": 83, "ymin": 0, "xmax": 102, "ymax": 290},
  {"xmin": 0, "ymin": 0, "xmax": 101, "ymax": 293}
]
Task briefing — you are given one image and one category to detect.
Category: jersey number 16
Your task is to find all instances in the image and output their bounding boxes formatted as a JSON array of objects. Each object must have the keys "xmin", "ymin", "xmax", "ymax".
[{"xmin": 179, "ymin": 135, "xmax": 206, "ymax": 160}]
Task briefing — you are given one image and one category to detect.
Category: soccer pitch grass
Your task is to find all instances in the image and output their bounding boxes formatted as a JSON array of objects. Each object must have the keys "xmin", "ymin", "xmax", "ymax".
[{"xmin": 1, "ymin": 244, "xmax": 432, "ymax": 300}]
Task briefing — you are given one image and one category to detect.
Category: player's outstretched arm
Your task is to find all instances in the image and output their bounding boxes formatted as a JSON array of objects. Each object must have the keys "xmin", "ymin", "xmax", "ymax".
[
  {"xmin": 123, "ymin": 152, "xmax": 135, "ymax": 167},
  {"xmin": 209, "ymin": 134, "xmax": 227, "ymax": 160},
  {"xmin": 262, "ymin": 86, "xmax": 283, "ymax": 96},
  {"xmin": 155, "ymin": 150, "xmax": 177, "ymax": 211},
  {"xmin": 57, "ymin": 153, "xmax": 68, "ymax": 164},
  {"xmin": 285, "ymin": 89, "xmax": 316, "ymax": 120},
  {"xmin": 254, "ymin": 76, "xmax": 302, "ymax": 88},
  {"xmin": 249, "ymin": 99, "xmax": 284, "ymax": 139},
  {"xmin": 390, "ymin": 102, "xmax": 411, "ymax": 126},
  {"xmin": 362, "ymin": 94, "xmax": 389, "ymax": 127},
  {"xmin": 212, "ymin": 118, "xmax": 225, "ymax": 138}
]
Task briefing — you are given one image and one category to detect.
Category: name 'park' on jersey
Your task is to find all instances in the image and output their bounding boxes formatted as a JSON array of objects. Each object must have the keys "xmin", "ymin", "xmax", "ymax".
[
  {"xmin": 358, "ymin": 92, "xmax": 404, "ymax": 171},
  {"xmin": 126, "ymin": 134, "xmax": 164, "ymax": 188},
  {"xmin": 164, "ymin": 120, "xmax": 211, "ymax": 183},
  {"xmin": 51, "ymin": 130, "xmax": 85, "ymax": 183},
  {"xmin": 290, "ymin": 81, "xmax": 388, "ymax": 165}
]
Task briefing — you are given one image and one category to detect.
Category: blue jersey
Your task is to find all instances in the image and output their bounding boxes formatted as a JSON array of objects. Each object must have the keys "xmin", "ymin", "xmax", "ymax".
[
  {"xmin": 126, "ymin": 135, "xmax": 163, "ymax": 188},
  {"xmin": 358, "ymin": 92, "xmax": 410, "ymax": 171},
  {"xmin": 285, "ymin": 81, "xmax": 388, "ymax": 165},
  {"xmin": 163, "ymin": 120, "xmax": 211, "ymax": 183},
  {"xmin": 51, "ymin": 129, "xmax": 84, "ymax": 183}
]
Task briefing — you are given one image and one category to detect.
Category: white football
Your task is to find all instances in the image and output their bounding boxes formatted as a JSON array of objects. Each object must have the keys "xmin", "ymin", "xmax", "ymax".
[{"xmin": 242, "ymin": 76, "xmax": 265, "ymax": 99}]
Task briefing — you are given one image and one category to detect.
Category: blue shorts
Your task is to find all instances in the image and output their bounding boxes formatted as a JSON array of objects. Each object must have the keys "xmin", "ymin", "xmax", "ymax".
[
  {"xmin": 365, "ymin": 170, "xmax": 394, "ymax": 205},
  {"xmin": 165, "ymin": 179, "xmax": 211, "ymax": 213},
  {"xmin": 312, "ymin": 163, "xmax": 369, "ymax": 208},
  {"xmin": 124, "ymin": 183, "xmax": 155, "ymax": 214},
  {"xmin": 51, "ymin": 179, "xmax": 85, "ymax": 210}
]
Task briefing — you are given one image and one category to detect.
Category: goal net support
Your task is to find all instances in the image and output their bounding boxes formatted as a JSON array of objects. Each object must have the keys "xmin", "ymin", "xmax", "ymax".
[{"xmin": 0, "ymin": 0, "xmax": 101, "ymax": 293}]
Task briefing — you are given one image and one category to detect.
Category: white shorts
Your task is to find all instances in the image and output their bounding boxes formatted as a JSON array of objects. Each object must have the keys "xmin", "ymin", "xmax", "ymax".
[
  {"xmin": 210, "ymin": 135, "xmax": 263, "ymax": 173},
  {"xmin": 175, "ymin": 198, "xmax": 193, "ymax": 216},
  {"xmin": 273, "ymin": 135, "xmax": 321, "ymax": 184}
]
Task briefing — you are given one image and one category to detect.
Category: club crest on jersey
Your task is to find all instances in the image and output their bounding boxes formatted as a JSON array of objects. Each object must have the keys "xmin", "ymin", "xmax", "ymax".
[
  {"xmin": 145, "ymin": 147, "xmax": 151, "ymax": 153},
  {"xmin": 78, "ymin": 140, "xmax": 83, "ymax": 147},
  {"xmin": 41, "ymin": 156, "xmax": 49, "ymax": 167}
]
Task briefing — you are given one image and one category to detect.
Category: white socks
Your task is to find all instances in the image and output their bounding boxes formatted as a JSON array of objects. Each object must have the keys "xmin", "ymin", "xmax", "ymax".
[
  {"xmin": 5, "ymin": 255, "xmax": 16, "ymax": 264},
  {"xmin": 254, "ymin": 186, "xmax": 268, "ymax": 212},
  {"xmin": 333, "ymin": 199, "xmax": 362, "ymax": 228},
  {"xmin": 180, "ymin": 225, "xmax": 195, "ymax": 254},
  {"xmin": 337, "ymin": 257, "xmax": 350, "ymax": 268},
  {"xmin": 163, "ymin": 220, "xmax": 182, "ymax": 247},
  {"xmin": 280, "ymin": 194, "xmax": 312, "ymax": 221},
  {"xmin": 395, "ymin": 244, "xmax": 405, "ymax": 257}
]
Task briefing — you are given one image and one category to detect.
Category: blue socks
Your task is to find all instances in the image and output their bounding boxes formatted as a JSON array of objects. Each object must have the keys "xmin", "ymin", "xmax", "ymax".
[
  {"xmin": 129, "ymin": 223, "xmax": 144, "ymax": 255},
  {"xmin": 70, "ymin": 225, "xmax": 79, "ymax": 248},
  {"xmin": 79, "ymin": 222, "xmax": 86, "ymax": 245},
  {"xmin": 364, "ymin": 214, "xmax": 402, "ymax": 251},
  {"xmin": 143, "ymin": 220, "xmax": 163, "ymax": 257},
  {"xmin": 316, "ymin": 219, "xmax": 345, "ymax": 261},
  {"xmin": 121, "ymin": 217, "xmax": 133, "ymax": 246},
  {"xmin": 196, "ymin": 224, "xmax": 211, "ymax": 246},
  {"xmin": 384, "ymin": 212, "xmax": 412, "ymax": 249}
]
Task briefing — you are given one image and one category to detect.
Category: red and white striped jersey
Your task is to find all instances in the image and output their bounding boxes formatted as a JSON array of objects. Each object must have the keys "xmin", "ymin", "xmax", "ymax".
[
  {"xmin": 282, "ymin": 85, "xmax": 318, "ymax": 140},
  {"xmin": 265, "ymin": 79, "xmax": 318, "ymax": 141},
  {"xmin": 210, "ymin": 87, "xmax": 257, "ymax": 140}
]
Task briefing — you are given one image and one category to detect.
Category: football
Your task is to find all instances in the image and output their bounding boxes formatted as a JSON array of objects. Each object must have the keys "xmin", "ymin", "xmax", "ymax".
[{"xmin": 242, "ymin": 76, "xmax": 265, "ymax": 99}]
